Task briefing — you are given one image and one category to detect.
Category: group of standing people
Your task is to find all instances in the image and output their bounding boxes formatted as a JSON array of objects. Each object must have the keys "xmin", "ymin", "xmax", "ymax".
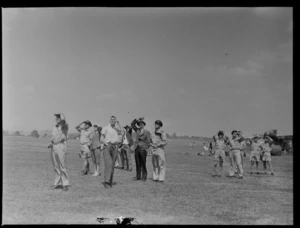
[
  {"xmin": 211, "ymin": 130, "xmax": 275, "ymax": 179},
  {"xmin": 48, "ymin": 114, "xmax": 167, "ymax": 191}
]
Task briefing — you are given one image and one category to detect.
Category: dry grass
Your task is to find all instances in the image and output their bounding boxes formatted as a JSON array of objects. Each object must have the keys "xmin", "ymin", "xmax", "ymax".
[{"xmin": 2, "ymin": 137, "xmax": 293, "ymax": 224}]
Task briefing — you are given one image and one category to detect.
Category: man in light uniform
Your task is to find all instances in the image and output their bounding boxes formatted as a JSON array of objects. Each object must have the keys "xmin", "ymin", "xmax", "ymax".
[
  {"xmin": 76, "ymin": 120, "xmax": 93, "ymax": 175},
  {"xmin": 100, "ymin": 116, "xmax": 123, "ymax": 188},
  {"xmin": 228, "ymin": 130, "xmax": 244, "ymax": 179},
  {"xmin": 48, "ymin": 113, "xmax": 69, "ymax": 191},
  {"xmin": 150, "ymin": 120, "xmax": 167, "ymax": 182},
  {"xmin": 249, "ymin": 134, "xmax": 263, "ymax": 174},
  {"xmin": 212, "ymin": 130, "xmax": 228, "ymax": 177}
]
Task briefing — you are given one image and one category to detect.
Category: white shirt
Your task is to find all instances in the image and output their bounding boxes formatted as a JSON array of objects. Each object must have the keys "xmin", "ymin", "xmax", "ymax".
[
  {"xmin": 101, "ymin": 124, "xmax": 120, "ymax": 144},
  {"xmin": 123, "ymin": 133, "xmax": 129, "ymax": 145}
]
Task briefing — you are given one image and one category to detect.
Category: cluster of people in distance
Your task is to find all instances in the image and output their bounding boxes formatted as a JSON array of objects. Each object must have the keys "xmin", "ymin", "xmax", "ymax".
[
  {"xmin": 211, "ymin": 130, "xmax": 274, "ymax": 179},
  {"xmin": 48, "ymin": 114, "xmax": 167, "ymax": 191}
]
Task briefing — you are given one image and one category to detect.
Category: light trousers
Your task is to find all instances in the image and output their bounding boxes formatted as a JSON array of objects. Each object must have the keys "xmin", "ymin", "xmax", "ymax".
[
  {"xmin": 229, "ymin": 150, "xmax": 243, "ymax": 177},
  {"xmin": 51, "ymin": 142, "xmax": 69, "ymax": 186},
  {"xmin": 152, "ymin": 148, "xmax": 166, "ymax": 181}
]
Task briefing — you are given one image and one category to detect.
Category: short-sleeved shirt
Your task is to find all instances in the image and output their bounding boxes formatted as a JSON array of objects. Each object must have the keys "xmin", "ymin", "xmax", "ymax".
[
  {"xmin": 52, "ymin": 125, "xmax": 67, "ymax": 144},
  {"xmin": 260, "ymin": 142, "xmax": 272, "ymax": 153},
  {"xmin": 151, "ymin": 130, "xmax": 167, "ymax": 150},
  {"xmin": 215, "ymin": 138, "xmax": 227, "ymax": 150},
  {"xmin": 229, "ymin": 138, "xmax": 242, "ymax": 151},
  {"xmin": 101, "ymin": 124, "xmax": 121, "ymax": 144},
  {"xmin": 251, "ymin": 141, "xmax": 262, "ymax": 151},
  {"xmin": 80, "ymin": 128, "xmax": 93, "ymax": 145}
]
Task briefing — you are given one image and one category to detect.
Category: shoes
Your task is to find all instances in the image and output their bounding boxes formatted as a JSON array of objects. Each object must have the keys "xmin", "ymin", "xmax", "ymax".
[
  {"xmin": 51, "ymin": 185, "xmax": 62, "ymax": 190},
  {"xmin": 158, "ymin": 180, "xmax": 164, "ymax": 183},
  {"xmin": 238, "ymin": 176, "xmax": 243, "ymax": 179},
  {"xmin": 271, "ymin": 172, "xmax": 274, "ymax": 175},
  {"xmin": 141, "ymin": 179, "xmax": 147, "ymax": 182},
  {"xmin": 212, "ymin": 174, "xmax": 217, "ymax": 177},
  {"xmin": 256, "ymin": 172, "xmax": 260, "ymax": 175},
  {"xmin": 250, "ymin": 172, "xmax": 253, "ymax": 175},
  {"xmin": 128, "ymin": 168, "xmax": 132, "ymax": 172},
  {"xmin": 62, "ymin": 186, "xmax": 69, "ymax": 191},
  {"xmin": 103, "ymin": 182, "xmax": 111, "ymax": 188},
  {"xmin": 153, "ymin": 179, "xmax": 158, "ymax": 182},
  {"xmin": 217, "ymin": 174, "xmax": 221, "ymax": 177},
  {"xmin": 133, "ymin": 177, "xmax": 141, "ymax": 181},
  {"xmin": 81, "ymin": 170, "xmax": 88, "ymax": 175}
]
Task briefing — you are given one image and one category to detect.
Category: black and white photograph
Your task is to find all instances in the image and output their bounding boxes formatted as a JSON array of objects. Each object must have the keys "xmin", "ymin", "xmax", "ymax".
[{"xmin": 2, "ymin": 7, "xmax": 293, "ymax": 224}]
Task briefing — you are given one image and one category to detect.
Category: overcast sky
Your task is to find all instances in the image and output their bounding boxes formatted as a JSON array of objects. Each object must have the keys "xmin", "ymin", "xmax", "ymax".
[{"xmin": 3, "ymin": 7, "xmax": 293, "ymax": 137}]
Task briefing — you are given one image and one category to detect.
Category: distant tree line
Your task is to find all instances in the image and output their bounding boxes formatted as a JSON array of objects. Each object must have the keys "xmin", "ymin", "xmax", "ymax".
[
  {"xmin": 166, "ymin": 132, "xmax": 211, "ymax": 141},
  {"xmin": 2, "ymin": 129, "xmax": 80, "ymax": 140}
]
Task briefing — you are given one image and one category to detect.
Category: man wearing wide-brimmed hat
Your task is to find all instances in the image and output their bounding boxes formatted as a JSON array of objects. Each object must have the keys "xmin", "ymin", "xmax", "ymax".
[
  {"xmin": 131, "ymin": 117, "xmax": 151, "ymax": 181},
  {"xmin": 76, "ymin": 120, "xmax": 93, "ymax": 175},
  {"xmin": 48, "ymin": 113, "xmax": 69, "ymax": 191}
]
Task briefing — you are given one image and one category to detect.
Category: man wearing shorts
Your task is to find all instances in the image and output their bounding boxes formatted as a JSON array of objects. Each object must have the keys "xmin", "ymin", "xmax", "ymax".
[
  {"xmin": 260, "ymin": 135, "xmax": 275, "ymax": 175},
  {"xmin": 249, "ymin": 134, "xmax": 263, "ymax": 174},
  {"xmin": 76, "ymin": 120, "xmax": 93, "ymax": 175}
]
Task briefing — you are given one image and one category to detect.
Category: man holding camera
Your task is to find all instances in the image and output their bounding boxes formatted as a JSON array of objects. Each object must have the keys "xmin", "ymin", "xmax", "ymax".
[{"xmin": 131, "ymin": 117, "xmax": 151, "ymax": 181}]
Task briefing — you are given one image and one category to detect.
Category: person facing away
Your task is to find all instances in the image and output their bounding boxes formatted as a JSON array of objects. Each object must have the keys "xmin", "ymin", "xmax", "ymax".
[
  {"xmin": 131, "ymin": 117, "xmax": 151, "ymax": 181},
  {"xmin": 150, "ymin": 120, "xmax": 167, "ymax": 182},
  {"xmin": 48, "ymin": 113, "xmax": 69, "ymax": 191},
  {"xmin": 212, "ymin": 130, "xmax": 229, "ymax": 177},
  {"xmin": 100, "ymin": 116, "xmax": 123, "ymax": 188},
  {"xmin": 260, "ymin": 134, "xmax": 275, "ymax": 175},
  {"xmin": 90, "ymin": 125, "xmax": 103, "ymax": 176},
  {"xmin": 249, "ymin": 134, "xmax": 263, "ymax": 174},
  {"xmin": 76, "ymin": 120, "xmax": 93, "ymax": 175}
]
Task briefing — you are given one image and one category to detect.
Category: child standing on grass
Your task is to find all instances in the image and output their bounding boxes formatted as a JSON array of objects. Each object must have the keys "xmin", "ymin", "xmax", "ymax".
[
  {"xmin": 260, "ymin": 135, "xmax": 275, "ymax": 175},
  {"xmin": 249, "ymin": 134, "xmax": 263, "ymax": 174},
  {"xmin": 212, "ymin": 130, "xmax": 229, "ymax": 177}
]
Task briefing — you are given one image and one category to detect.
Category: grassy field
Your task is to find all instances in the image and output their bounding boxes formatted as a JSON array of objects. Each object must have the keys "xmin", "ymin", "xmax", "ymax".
[{"xmin": 2, "ymin": 136, "xmax": 293, "ymax": 224}]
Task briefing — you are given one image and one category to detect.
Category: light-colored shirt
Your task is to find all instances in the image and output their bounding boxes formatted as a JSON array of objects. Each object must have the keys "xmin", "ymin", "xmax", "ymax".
[
  {"xmin": 80, "ymin": 128, "xmax": 93, "ymax": 145},
  {"xmin": 215, "ymin": 138, "xmax": 227, "ymax": 150},
  {"xmin": 123, "ymin": 133, "xmax": 129, "ymax": 145},
  {"xmin": 260, "ymin": 142, "xmax": 272, "ymax": 153},
  {"xmin": 52, "ymin": 125, "xmax": 67, "ymax": 144},
  {"xmin": 101, "ymin": 124, "xmax": 121, "ymax": 144},
  {"xmin": 229, "ymin": 138, "xmax": 242, "ymax": 151},
  {"xmin": 251, "ymin": 141, "xmax": 262, "ymax": 151},
  {"xmin": 151, "ymin": 130, "xmax": 167, "ymax": 149}
]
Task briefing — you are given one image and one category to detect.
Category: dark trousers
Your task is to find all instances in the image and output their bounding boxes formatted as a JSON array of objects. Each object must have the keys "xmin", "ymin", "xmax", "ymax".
[
  {"xmin": 135, "ymin": 146, "xmax": 147, "ymax": 180},
  {"xmin": 103, "ymin": 143, "xmax": 118, "ymax": 184}
]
